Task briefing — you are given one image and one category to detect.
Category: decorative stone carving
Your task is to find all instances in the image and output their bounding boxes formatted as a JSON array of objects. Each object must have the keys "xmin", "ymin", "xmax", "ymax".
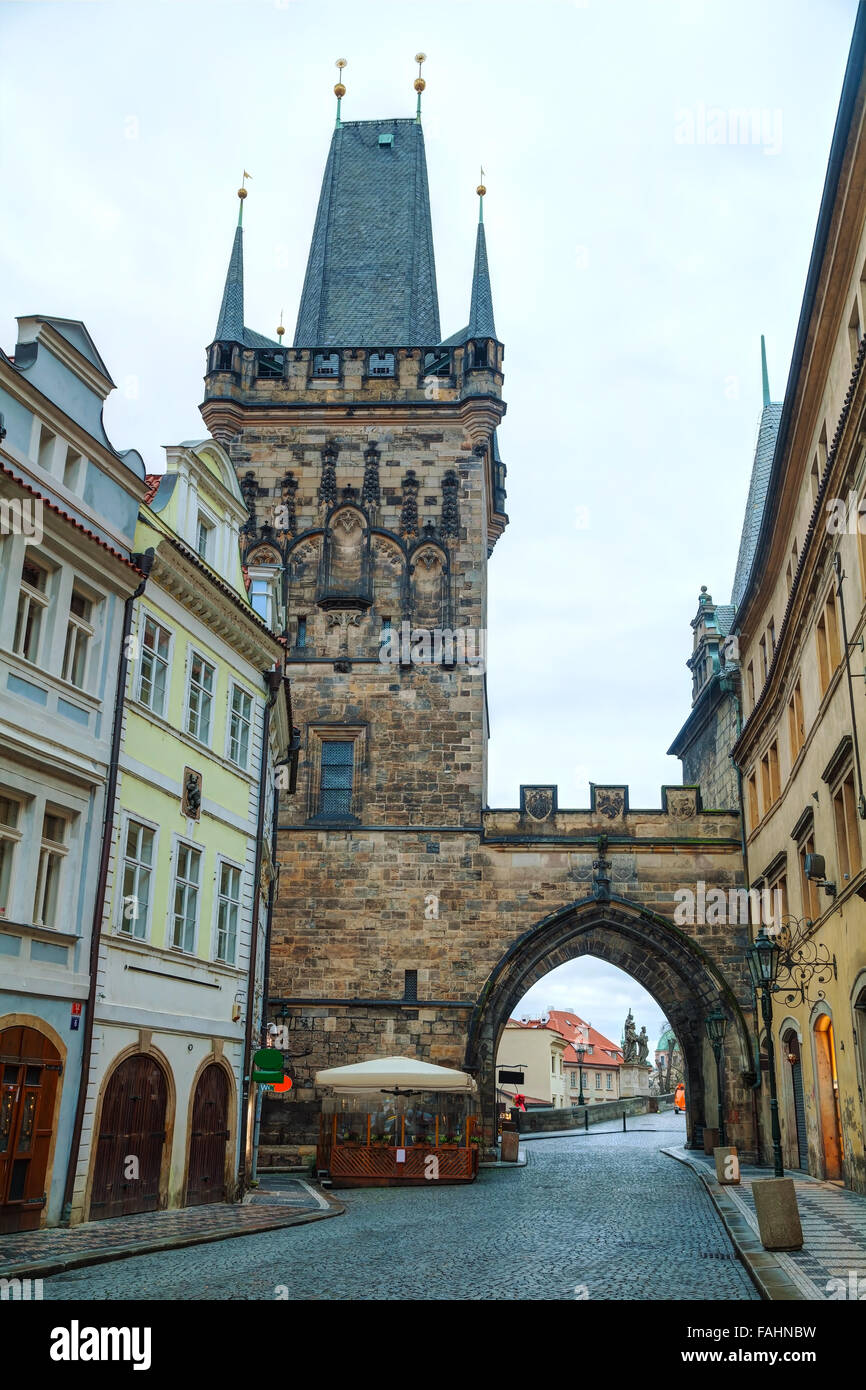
[
  {"xmin": 362, "ymin": 442, "xmax": 381, "ymax": 508},
  {"xmin": 594, "ymin": 787, "xmax": 626, "ymax": 819},
  {"xmin": 666, "ymin": 788, "xmax": 698, "ymax": 819},
  {"xmin": 318, "ymin": 442, "xmax": 338, "ymax": 506},
  {"xmin": 622, "ymin": 1009, "xmax": 638, "ymax": 1063},
  {"xmin": 521, "ymin": 786, "xmax": 556, "ymax": 821},
  {"xmin": 240, "ymin": 470, "xmax": 258, "ymax": 536},
  {"xmin": 400, "ymin": 469, "xmax": 419, "ymax": 538},
  {"xmin": 279, "ymin": 471, "xmax": 297, "ymax": 536},
  {"xmin": 637, "ymin": 1026, "xmax": 649, "ymax": 1065},
  {"xmin": 440, "ymin": 469, "xmax": 459, "ymax": 539}
]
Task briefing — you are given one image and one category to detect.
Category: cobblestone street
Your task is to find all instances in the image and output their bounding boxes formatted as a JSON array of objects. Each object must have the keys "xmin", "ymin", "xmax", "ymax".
[{"xmin": 43, "ymin": 1115, "xmax": 757, "ymax": 1301}]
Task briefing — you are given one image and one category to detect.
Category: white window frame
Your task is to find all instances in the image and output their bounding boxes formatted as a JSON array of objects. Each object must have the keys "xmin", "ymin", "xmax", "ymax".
[
  {"xmin": 213, "ymin": 856, "xmax": 243, "ymax": 964},
  {"xmin": 33, "ymin": 807, "xmax": 70, "ymax": 928},
  {"xmin": 61, "ymin": 587, "xmax": 95, "ymax": 689},
  {"xmin": 13, "ymin": 554, "xmax": 51, "ymax": 665},
  {"xmin": 135, "ymin": 610, "xmax": 173, "ymax": 717},
  {"xmin": 185, "ymin": 648, "xmax": 216, "ymax": 745},
  {"xmin": 195, "ymin": 507, "xmax": 218, "ymax": 565},
  {"xmin": 116, "ymin": 812, "xmax": 159, "ymax": 941},
  {"xmin": 226, "ymin": 683, "xmax": 254, "ymax": 770},
  {"xmin": 170, "ymin": 836, "xmax": 203, "ymax": 954},
  {"xmin": 0, "ymin": 793, "xmax": 24, "ymax": 919}
]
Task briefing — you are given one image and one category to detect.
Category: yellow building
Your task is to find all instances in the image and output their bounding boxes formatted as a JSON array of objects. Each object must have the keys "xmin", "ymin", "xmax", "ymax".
[
  {"xmin": 729, "ymin": 23, "xmax": 866, "ymax": 1193},
  {"xmin": 67, "ymin": 438, "xmax": 292, "ymax": 1223},
  {"xmin": 495, "ymin": 1018, "xmax": 568, "ymax": 1109}
]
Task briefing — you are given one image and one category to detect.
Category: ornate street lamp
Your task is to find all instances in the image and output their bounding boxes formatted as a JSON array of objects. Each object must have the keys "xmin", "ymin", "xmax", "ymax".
[
  {"xmin": 575, "ymin": 1042, "xmax": 586, "ymax": 1108},
  {"xmin": 746, "ymin": 927, "xmax": 784, "ymax": 1178},
  {"xmin": 705, "ymin": 1008, "xmax": 728, "ymax": 1146}
]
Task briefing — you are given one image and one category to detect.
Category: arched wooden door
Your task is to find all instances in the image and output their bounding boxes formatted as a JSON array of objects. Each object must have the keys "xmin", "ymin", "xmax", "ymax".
[
  {"xmin": 0, "ymin": 1027, "xmax": 61, "ymax": 1233},
  {"xmin": 813, "ymin": 1015, "xmax": 844, "ymax": 1180},
  {"xmin": 90, "ymin": 1054, "xmax": 167, "ymax": 1220},
  {"xmin": 185, "ymin": 1064, "xmax": 229, "ymax": 1206}
]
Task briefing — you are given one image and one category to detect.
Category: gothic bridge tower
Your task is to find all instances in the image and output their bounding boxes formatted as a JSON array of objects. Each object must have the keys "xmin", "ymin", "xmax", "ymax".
[{"xmin": 200, "ymin": 71, "xmax": 756, "ymax": 1163}]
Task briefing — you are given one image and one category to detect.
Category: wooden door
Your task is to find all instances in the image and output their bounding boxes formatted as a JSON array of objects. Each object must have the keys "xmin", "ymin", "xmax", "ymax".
[
  {"xmin": 90, "ymin": 1054, "xmax": 167, "ymax": 1220},
  {"xmin": 185, "ymin": 1064, "xmax": 229, "ymax": 1206},
  {"xmin": 0, "ymin": 1027, "xmax": 61, "ymax": 1233}
]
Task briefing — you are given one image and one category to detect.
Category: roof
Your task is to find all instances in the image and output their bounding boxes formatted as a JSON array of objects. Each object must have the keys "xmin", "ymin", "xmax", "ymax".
[
  {"xmin": 0, "ymin": 463, "xmax": 142, "ymax": 574},
  {"xmin": 143, "ymin": 473, "xmax": 163, "ymax": 504},
  {"xmin": 293, "ymin": 119, "xmax": 441, "ymax": 348},
  {"xmin": 213, "ymin": 217, "xmax": 281, "ymax": 349},
  {"xmin": 467, "ymin": 216, "xmax": 496, "ymax": 339},
  {"xmin": 729, "ymin": 399, "xmax": 783, "ymax": 608},
  {"xmin": 508, "ymin": 1010, "xmax": 624, "ymax": 1064}
]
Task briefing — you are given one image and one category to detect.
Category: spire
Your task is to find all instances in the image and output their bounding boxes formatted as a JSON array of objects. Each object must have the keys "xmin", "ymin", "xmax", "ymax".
[
  {"xmin": 293, "ymin": 118, "xmax": 440, "ymax": 348},
  {"xmin": 414, "ymin": 53, "xmax": 426, "ymax": 121},
  {"xmin": 760, "ymin": 333, "xmax": 771, "ymax": 408},
  {"xmin": 214, "ymin": 180, "xmax": 249, "ymax": 342},
  {"xmin": 467, "ymin": 174, "xmax": 496, "ymax": 339},
  {"xmin": 334, "ymin": 59, "xmax": 347, "ymax": 128}
]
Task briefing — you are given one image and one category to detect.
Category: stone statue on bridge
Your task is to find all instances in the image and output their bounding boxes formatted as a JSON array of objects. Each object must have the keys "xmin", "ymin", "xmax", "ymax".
[
  {"xmin": 637, "ymin": 1025, "xmax": 649, "ymax": 1065},
  {"xmin": 622, "ymin": 1009, "xmax": 638, "ymax": 1062}
]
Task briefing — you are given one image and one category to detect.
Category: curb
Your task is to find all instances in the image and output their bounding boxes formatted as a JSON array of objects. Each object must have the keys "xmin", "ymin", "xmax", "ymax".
[
  {"xmin": 0, "ymin": 1194, "xmax": 345, "ymax": 1281},
  {"xmin": 662, "ymin": 1148, "xmax": 807, "ymax": 1301}
]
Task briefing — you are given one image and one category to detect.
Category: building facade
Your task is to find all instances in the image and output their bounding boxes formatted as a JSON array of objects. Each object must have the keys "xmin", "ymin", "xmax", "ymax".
[
  {"xmin": 66, "ymin": 438, "xmax": 292, "ymax": 1223},
  {"xmin": 496, "ymin": 1019, "xmax": 568, "ymax": 1110},
  {"xmin": 0, "ymin": 316, "xmax": 146, "ymax": 1231},
  {"xmin": 672, "ymin": 10, "xmax": 866, "ymax": 1194}
]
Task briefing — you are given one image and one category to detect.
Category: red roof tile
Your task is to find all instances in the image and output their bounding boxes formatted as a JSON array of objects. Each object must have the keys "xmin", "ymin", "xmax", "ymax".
[
  {"xmin": 0, "ymin": 463, "xmax": 143, "ymax": 574},
  {"xmin": 143, "ymin": 473, "xmax": 163, "ymax": 504}
]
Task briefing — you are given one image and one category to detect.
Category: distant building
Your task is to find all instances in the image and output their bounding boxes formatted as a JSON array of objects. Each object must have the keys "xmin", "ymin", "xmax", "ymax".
[
  {"xmin": 496, "ymin": 1018, "xmax": 568, "ymax": 1109},
  {"xmin": 496, "ymin": 1010, "xmax": 623, "ymax": 1109}
]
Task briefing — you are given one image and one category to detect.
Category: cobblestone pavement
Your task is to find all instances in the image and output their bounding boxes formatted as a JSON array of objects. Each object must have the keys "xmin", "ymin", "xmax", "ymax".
[
  {"xmin": 42, "ymin": 1114, "xmax": 757, "ymax": 1301},
  {"xmin": 669, "ymin": 1148, "xmax": 866, "ymax": 1299},
  {"xmin": 0, "ymin": 1176, "xmax": 330, "ymax": 1277}
]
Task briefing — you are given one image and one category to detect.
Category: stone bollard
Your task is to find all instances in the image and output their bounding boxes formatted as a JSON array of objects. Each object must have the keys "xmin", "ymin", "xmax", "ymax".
[
  {"xmin": 713, "ymin": 1146, "xmax": 740, "ymax": 1184},
  {"xmin": 752, "ymin": 1178, "xmax": 803, "ymax": 1250},
  {"xmin": 702, "ymin": 1127, "xmax": 720, "ymax": 1155},
  {"xmin": 500, "ymin": 1130, "xmax": 520, "ymax": 1163},
  {"xmin": 648, "ymin": 1098, "xmax": 659, "ymax": 1114}
]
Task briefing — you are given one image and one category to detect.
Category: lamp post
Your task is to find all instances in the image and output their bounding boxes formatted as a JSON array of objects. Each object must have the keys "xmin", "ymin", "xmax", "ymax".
[
  {"xmin": 575, "ymin": 1042, "xmax": 586, "ymax": 1108},
  {"xmin": 746, "ymin": 927, "xmax": 784, "ymax": 1178},
  {"xmin": 705, "ymin": 1008, "xmax": 728, "ymax": 1146}
]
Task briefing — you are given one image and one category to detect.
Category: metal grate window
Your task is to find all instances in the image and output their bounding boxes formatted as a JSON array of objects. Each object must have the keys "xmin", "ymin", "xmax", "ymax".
[
  {"xmin": 319, "ymin": 739, "xmax": 354, "ymax": 817},
  {"xmin": 403, "ymin": 969, "xmax": 418, "ymax": 1001}
]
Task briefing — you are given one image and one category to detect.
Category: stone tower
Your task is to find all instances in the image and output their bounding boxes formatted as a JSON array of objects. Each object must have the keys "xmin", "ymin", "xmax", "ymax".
[{"xmin": 200, "ymin": 101, "xmax": 509, "ymax": 995}]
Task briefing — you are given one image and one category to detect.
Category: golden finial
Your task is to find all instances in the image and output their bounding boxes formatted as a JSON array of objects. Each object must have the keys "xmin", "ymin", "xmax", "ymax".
[
  {"xmin": 238, "ymin": 169, "xmax": 251, "ymax": 200},
  {"xmin": 414, "ymin": 52, "xmax": 427, "ymax": 93},
  {"xmin": 334, "ymin": 57, "xmax": 347, "ymax": 99},
  {"xmin": 477, "ymin": 164, "xmax": 486, "ymax": 198},
  {"xmin": 277, "ymin": 309, "xmax": 285, "ymax": 342}
]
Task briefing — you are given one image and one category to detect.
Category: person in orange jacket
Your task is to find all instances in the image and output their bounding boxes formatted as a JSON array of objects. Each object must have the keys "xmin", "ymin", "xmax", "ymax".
[{"xmin": 674, "ymin": 1082, "xmax": 686, "ymax": 1114}]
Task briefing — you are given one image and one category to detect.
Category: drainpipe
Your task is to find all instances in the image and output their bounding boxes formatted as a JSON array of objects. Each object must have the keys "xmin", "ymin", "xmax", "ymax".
[
  {"xmin": 237, "ymin": 666, "xmax": 282, "ymax": 1194},
  {"xmin": 62, "ymin": 549, "xmax": 154, "ymax": 1222}
]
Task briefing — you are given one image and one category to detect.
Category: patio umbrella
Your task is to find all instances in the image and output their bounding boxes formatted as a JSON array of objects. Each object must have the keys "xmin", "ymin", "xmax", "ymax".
[{"xmin": 314, "ymin": 1055, "xmax": 477, "ymax": 1093}]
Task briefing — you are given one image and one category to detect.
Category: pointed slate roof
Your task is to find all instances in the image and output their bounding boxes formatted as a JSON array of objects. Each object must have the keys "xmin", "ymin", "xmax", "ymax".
[
  {"xmin": 730, "ymin": 343, "xmax": 783, "ymax": 608},
  {"xmin": 213, "ymin": 208, "xmax": 281, "ymax": 349},
  {"xmin": 467, "ymin": 215, "xmax": 496, "ymax": 339},
  {"xmin": 294, "ymin": 118, "xmax": 441, "ymax": 348}
]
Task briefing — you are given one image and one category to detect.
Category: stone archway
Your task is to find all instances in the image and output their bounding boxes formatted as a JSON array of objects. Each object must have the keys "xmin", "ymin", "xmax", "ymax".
[{"xmin": 465, "ymin": 894, "xmax": 757, "ymax": 1157}]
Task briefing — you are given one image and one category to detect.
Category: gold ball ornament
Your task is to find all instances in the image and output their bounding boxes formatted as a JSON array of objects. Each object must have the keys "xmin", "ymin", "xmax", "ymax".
[
  {"xmin": 414, "ymin": 78, "xmax": 426, "ymax": 93},
  {"xmin": 476, "ymin": 184, "xmax": 486, "ymax": 197},
  {"xmin": 238, "ymin": 187, "xmax": 248, "ymax": 199},
  {"xmin": 334, "ymin": 83, "xmax": 346, "ymax": 97},
  {"xmin": 415, "ymin": 52, "xmax": 426, "ymax": 64}
]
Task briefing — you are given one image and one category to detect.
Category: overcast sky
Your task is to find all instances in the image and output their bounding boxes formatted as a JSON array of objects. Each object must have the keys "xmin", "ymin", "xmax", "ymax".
[{"xmin": 2, "ymin": 0, "xmax": 858, "ymax": 1049}]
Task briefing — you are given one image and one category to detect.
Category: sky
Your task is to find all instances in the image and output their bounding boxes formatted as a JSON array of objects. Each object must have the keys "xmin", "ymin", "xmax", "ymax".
[{"xmin": 1, "ymin": 0, "xmax": 859, "ymax": 1049}]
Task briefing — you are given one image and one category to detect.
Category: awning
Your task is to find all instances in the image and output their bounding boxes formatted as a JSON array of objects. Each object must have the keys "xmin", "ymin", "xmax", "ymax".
[{"xmin": 314, "ymin": 1055, "xmax": 477, "ymax": 1094}]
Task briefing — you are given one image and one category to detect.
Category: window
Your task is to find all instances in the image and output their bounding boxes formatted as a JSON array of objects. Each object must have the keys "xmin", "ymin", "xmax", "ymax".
[
  {"xmin": 758, "ymin": 635, "xmax": 768, "ymax": 682},
  {"xmin": 14, "ymin": 559, "xmax": 49, "ymax": 663},
  {"xmin": 769, "ymin": 871, "xmax": 788, "ymax": 930},
  {"xmin": 747, "ymin": 772, "xmax": 759, "ymax": 829},
  {"xmin": 799, "ymin": 833, "xmax": 821, "ymax": 922},
  {"xmin": 118, "ymin": 819, "xmax": 154, "ymax": 939},
  {"xmin": 788, "ymin": 679, "xmax": 805, "ymax": 761},
  {"xmin": 369, "ymin": 352, "xmax": 395, "ymax": 377},
  {"xmin": 606, "ymin": 1073, "xmax": 612, "ymax": 1090},
  {"xmin": 817, "ymin": 589, "xmax": 841, "ymax": 695},
  {"xmin": 849, "ymin": 297, "xmax": 862, "ymax": 363},
  {"xmin": 746, "ymin": 661, "xmax": 755, "ymax": 706},
  {"xmin": 313, "ymin": 352, "xmax": 340, "ymax": 377},
  {"xmin": 171, "ymin": 842, "xmax": 201, "ymax": 952},
  {"xmin": 37, "ymin": 426, "xmax": 56, "ymax": 473},
  {"xmin": 250, "ymin": 578, "xmax": 273, "ymax": 626},
  {"xmin": 63, "ymin": 451, "xmax": 83, "ymax": 491},
  {"xmin": 33, "ymin": 810, "xmax": 68, "ymax": 928},
  {"xmin": 318, "ymin": 739, "xmax": 354, "ymax": 817},
  {"xmin": 228, "ymin": 685, "xmax": 253, "ymax": 768},
  {"xmin": 768, "ymin": 619, "xmax": 776, "ymax": 654},
  {"xmin": 186, "ymin": 652, "xmax": 215, "ymax": 743},
  {"xmin": 833, "ymin": 770, "xmax": 861, "ymax": 882},
  {"xmin": 62, "ymin": 589, "xmax": 93, "ymax": 687},
  {"xmin": 595, "ymin": 1074, "xmax": 602, "ymax": 1089},
  {"xmin": 196, "ymin": 515, "xmax": 213, "ymax": 562},
  {"xmin": 551, "ymin": 1056, "xmax": 556, "ymax": 1075},
  {"xmin": 256, "ymin": 351, "xmax": 284, "ymax": 380},
  {"xmin": 138, "ymin": 615, "xmax": 170, "ymax": 716},
  {"xmin": 296, "ymin": 616, "xmax": 307, "ymax": 650},
  {"xmin": 0, "ymin": 796, "xmax": 22, "ymax": 917},
  {"xmin": 214, "ymin": 861, "xmax": 240, "ymax": 963}
]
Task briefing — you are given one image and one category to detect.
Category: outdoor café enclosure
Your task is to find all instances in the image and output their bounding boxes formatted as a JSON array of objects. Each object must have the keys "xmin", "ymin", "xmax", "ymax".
[{"xmin": 315, "ymin": 1056, "xmax": 480, "ymax": 1186}]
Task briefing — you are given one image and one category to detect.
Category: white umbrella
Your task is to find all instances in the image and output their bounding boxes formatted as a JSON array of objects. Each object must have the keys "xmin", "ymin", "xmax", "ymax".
[{"xmin": 314, "ymin": 1055, "xmax": 477, "ymax": 1093}]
